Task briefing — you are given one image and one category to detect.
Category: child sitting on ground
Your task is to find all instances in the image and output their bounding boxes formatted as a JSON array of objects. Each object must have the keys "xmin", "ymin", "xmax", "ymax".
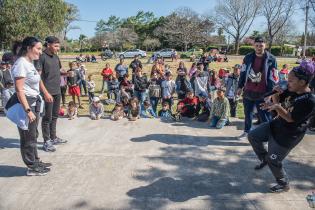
[
  {"xmin": 67, "ymin": 101, "xmax": 78, "ymax": 120},
  {"xmin": 176, "ymin": 90, "xmax": 199, "ymax": 119},
  {"xmin": 158, "ymin": 101, "xmax": 175, "ymax": 120},
  {"xmin": 121, "ymin": 95, "xmax": 130, "ymax": 116},
  {"xmin": 128, "ymin": 97, "xmax": 140, "ymax": 121},
  {"xmin": 196, "ymin": 92, "xmax": 212, "ymax": 122},
  {"xmin": 89, "ymin": 97, "xmax": 104, "ymax": 120},
  {"xmin": 140, "ymin": 100, "xmax": 157, "ymax": 118},
  {"xmin": 209, "ymin": 87, "xmax": 230, "ymax": 129},
  {"xmin": 111, "ymin": 103, "xmax": 125, "ymax": 121}
]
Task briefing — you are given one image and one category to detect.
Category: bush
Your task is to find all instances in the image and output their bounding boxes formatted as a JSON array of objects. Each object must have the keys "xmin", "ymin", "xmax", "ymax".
[
  {"xmin": 307, "ymin": 48, "xmax": 315, "ymax": 56},
  {"xmin": 239, "ymin": 46, "xmax": 254, "ymax": 55},
  {"xmin": 270, "ymin": 46, "xmax": 281, "ymax": 56},
  {"xmin": 282, "ymin": 46, "xmax": 294, "ymax": 55}
]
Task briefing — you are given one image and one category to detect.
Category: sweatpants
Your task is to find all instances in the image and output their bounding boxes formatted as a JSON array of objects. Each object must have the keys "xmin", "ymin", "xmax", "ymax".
[{"xmin": 248, "ymin": 122, "xmax": 291, "ymax": 185}]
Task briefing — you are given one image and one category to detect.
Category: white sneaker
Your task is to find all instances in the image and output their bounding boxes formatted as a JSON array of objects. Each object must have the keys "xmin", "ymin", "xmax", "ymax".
[{"xmin": 238, "ymin": 132, "xmax": 248, "ymax": 140}]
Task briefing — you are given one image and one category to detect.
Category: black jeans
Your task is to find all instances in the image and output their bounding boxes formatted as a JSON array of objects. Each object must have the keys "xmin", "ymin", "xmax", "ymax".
[
  {"xmin": 60, "ymin": 86, "xmax": 67, "ymax": 106},
  {"xmin": 248, "ymin": 122, "xmax": 291, "ymax": 185},
  {"xmin": 42, "ymin": 94, "xmax": 61, "ymax": 142},
  {"xmin": 18, "ymin": 106, "xmax": 40, "ymax": 168},
  {"xmin": 88, "ymin": 91, "xmax": 94, "ymax": 103},
  {"xmin": 228, "ymin": 98, "xmax": 238, "ymax": 117}
]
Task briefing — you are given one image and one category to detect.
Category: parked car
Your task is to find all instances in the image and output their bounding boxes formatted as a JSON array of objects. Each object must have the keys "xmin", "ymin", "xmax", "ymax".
[
  {"xmin": 118, "ymin": 49, "xmax": 147, "ymax": 59},
  {"xmin": 181, "ymin": 48, "xmax": 203, "ymax": 59},
  {"xmin": 100, "ymin": 49, "xmax": 114, "ymax": 60},
  {"xmin": 153, "ymin": 48, "xmax": 176, "ymax": 58}
]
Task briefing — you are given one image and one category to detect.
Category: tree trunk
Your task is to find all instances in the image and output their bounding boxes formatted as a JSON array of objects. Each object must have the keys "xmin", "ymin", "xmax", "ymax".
[
  {"xmin": 234, "ymin": 39, "xmax": 240, "ymax": 55},
  {"xmin": 268, "ymin": 38, "xmax": 273, "ymax": 52},
  {"xmin": 184, "ymin": 43, "xmax": 188, "ymax": 52}
]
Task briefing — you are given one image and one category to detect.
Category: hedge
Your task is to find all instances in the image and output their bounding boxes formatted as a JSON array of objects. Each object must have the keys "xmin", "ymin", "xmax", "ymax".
[
  {"xmin": 239, "ymin": 45, "xmax": 282, "ymax": 56},
  {"xmin": 239, "ymin": 46, "xmax": 254, "ymax": 55}
]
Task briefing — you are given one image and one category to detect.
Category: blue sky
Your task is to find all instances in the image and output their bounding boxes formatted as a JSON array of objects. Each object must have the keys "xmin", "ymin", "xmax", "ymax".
[{"xmin": 66, "ymin": 0, "xmax": 305, "ymax": 40}]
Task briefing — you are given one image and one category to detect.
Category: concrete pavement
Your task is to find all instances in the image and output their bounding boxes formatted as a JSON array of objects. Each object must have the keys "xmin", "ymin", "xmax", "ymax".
[{"xmin": 0, "ymin": 115, "xmax": 314, "ymax": 210}]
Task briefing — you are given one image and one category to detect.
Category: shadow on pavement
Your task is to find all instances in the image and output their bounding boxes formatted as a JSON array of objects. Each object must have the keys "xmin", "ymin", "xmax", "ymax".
[
  {"xmin": 0, "ymin": 165, "xmax": 26, "ymax": 177},
  {"xmin": 130, "ymin": 134, "xmax": 247, "ymax": 147},
  {"xmin": 0, "ymin": 137, "xmax": 20, "ymax": 149}
]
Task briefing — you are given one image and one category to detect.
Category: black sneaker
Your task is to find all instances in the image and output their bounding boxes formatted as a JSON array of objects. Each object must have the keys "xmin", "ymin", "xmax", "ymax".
[
  {"xmin": 27, "ymin": 166, "xmax": 50, "ymax": 176},
  {"xmin": 270, "ymin": 184, "xmax": 290, "ymax": 193},
  {"xmin": 254, "ymin": 161, "xmax": 267, "ymax": 170},
  {"xmin": 36, "ymin": 160, "xmax": 52, "ymax": 169}
]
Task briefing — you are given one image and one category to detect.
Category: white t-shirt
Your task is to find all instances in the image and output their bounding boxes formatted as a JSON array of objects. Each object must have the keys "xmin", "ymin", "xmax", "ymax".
[{"xmin": 12, "ymin": 57, "xmax": 41, "ymax": 97}]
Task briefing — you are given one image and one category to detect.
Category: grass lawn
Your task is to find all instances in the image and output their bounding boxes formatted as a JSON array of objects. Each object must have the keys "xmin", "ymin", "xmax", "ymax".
[{"xmin": 60, "ymin": 55, "xmax": 299, "ymax": 119}]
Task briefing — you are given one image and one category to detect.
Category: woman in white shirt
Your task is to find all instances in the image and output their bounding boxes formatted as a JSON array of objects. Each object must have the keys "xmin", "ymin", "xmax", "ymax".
[{"xmin": 11, "ymin": 37, "xmax": 53, "ymax": 176}]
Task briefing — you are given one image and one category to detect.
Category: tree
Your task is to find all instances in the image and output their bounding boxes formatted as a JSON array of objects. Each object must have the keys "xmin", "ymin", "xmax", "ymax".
[
  {"xmin": 0, "ymin": 0, "xmax": 68, "ymax": 48},
  {"xmin": 262, "ymin": 0, "xmax": 295, "ymax": 49},
  {"xmin": 78, "ymin": 34, "xmax": 87, "ymax": 51},
  {"xmin": 154, "ymin": 7, "xmax": 215, "ymax": 51},
  {"xmin": 213, "ymin": 0, "xmax": 260, "ymax": 54},
  {"xmin": 143, "ymin": 38, "xmax": 161, "ymax": 51},
  {"xmin": 63, "ymin": 3, "xmax": 80, "ymax": 51}
]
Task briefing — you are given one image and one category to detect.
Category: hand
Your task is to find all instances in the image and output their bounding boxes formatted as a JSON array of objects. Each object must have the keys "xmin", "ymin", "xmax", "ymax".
[
  {"xmin": 272, "ymin": 85, "xmax": 284, "ymax": 94},
  {"xmin": 44, "ymin": 93, "xmax": 53, "ymax": 103},
  {"xmin": 27, "ymin": 111, "xmax": 36, "ymax": 123}
]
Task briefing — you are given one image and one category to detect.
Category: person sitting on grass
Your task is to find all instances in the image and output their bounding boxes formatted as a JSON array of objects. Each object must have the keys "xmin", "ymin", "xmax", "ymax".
[
  {"xmin": 209, "ymin": 87, "xmax": 230, "ymax": 129},
  {"xmin": 158, "ymin": 101, "xmax": 175, "ymax": 121},
  {"xmin": 175, "ymin": 90, "xmax": 199, "ymax": 120},
  {"xmin": 89, "ymin": 97, "xmax": 104, "ymax": 120},
  {"xmin": 67, "ymin": 61, "xmax": 83, "ymax": 108},
  {"xmin": 140, "ymin": 100, "xmax": 157, "ymax": 118},
  {"xmin": 67, "ymin": 101, "xmax": 78, "ymax": 120},
  {"xmin": 196, "ymin": 92, "xmax": 212, "ymax": 122},
  {"xmin": 128, "ymin": 97, "xmax": 140, "ymax": 121},
  {"xmin": 121, "ymin": 95, "xmax": 130, "ymax": 116},
  {"xmin": 111, "ymin": 103, "xmax": 125, "ymax": 121}
]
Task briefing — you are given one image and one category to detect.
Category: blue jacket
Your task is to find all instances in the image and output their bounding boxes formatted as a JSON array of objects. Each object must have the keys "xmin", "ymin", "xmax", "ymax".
[{"xmin": 238, "ymin": 51, "xmax": 278, "ymax": 93}]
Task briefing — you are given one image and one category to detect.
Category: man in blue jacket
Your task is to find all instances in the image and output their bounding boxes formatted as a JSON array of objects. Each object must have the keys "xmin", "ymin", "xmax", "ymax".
[{"xmin": 237, "ymin": 37, "xmax": 278, "ymax": 139}]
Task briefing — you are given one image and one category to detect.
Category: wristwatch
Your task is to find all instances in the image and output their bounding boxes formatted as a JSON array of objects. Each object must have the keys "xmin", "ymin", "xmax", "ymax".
[{"xmin": 25, "ymin": 108, "xmax": 31, "ymax": 113}]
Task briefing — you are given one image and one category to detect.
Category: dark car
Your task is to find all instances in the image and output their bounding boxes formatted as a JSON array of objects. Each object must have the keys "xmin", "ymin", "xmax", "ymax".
[{"xmin": 100, "ymin": 49, "xmax": 114, "ymax": 60}]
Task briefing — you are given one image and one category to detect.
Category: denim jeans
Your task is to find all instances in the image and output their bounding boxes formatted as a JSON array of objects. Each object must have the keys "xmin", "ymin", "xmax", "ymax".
[
  {"xmin": 79, "ymin": 80, "xmax": 87, "ymax": 95},
  {"xmin": 210, "ymin": 116, "xmax": 228, "ymax": 129},
  {"xmin": 150, "ymin": 97, "xmax": 160, "ymax": 113},
  {"xmin": 101, "ymin": 80, "xmax": 109, "ymax": 94},
  {"xmin": 134, "ymin": 90, "xmax": 148, "ymax": 105},
  {"xmin": 243, "ymin": 98, "xmax": 271, "ymax": 133}
]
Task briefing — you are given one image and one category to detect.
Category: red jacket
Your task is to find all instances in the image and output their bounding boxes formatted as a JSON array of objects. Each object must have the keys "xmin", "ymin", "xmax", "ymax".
[{"xmin": 101, "ymin": 68, "xmax": 113, "ymax": 81}]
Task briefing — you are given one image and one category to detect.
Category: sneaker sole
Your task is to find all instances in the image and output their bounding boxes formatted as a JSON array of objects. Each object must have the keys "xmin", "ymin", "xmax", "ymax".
[
  {"xmin": 27, "ymin": 171, "xmax": 48, "ymax": 176},
  {"xmin": 270, "ymin": 187, "xmax": 290, "ymax": 193},
  {"xmin": 43, "ymin": 148, "xmax": 56, "ymax": 152}
]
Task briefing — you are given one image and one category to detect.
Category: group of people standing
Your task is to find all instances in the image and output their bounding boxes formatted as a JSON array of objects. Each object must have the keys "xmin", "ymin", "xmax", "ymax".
[
  {"xmin": 1, "ymin": 35, "xmax": 315, "ymax": 194},
  {"xmin": 3, "ymin": 36, "xmax": 67, "ymax": 176}
]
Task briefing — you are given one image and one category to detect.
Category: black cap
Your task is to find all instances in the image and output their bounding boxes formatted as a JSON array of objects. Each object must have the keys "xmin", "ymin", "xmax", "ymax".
[
  {"xmin": 254, "ymin": 36, "xmax": 265, "ymax": 43},
  {"xmin": 1, "ymin": 52, "xmax": 14, "ymax": 64}
]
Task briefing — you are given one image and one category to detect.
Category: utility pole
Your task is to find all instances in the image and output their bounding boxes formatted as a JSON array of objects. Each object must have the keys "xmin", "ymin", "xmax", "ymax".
[{"xmin": 303, "ymin": 0, "xmax": 310, "ymax": 57}]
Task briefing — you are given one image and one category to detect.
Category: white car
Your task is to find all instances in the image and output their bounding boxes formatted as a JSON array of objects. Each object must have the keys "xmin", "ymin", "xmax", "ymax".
[
  {"xmin": 118, "ymin": 49, "xmax": 147, "ymax": 59},
  {"xmin": 154, "ymin": 48, "xmax": 176, "ymax": 58}
]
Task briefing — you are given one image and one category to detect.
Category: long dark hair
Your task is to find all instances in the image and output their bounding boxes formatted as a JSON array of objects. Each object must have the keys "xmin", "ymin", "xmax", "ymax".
[{"xmin": 17, "ymin": 37, "xmax": 40, "ymax": 57}]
